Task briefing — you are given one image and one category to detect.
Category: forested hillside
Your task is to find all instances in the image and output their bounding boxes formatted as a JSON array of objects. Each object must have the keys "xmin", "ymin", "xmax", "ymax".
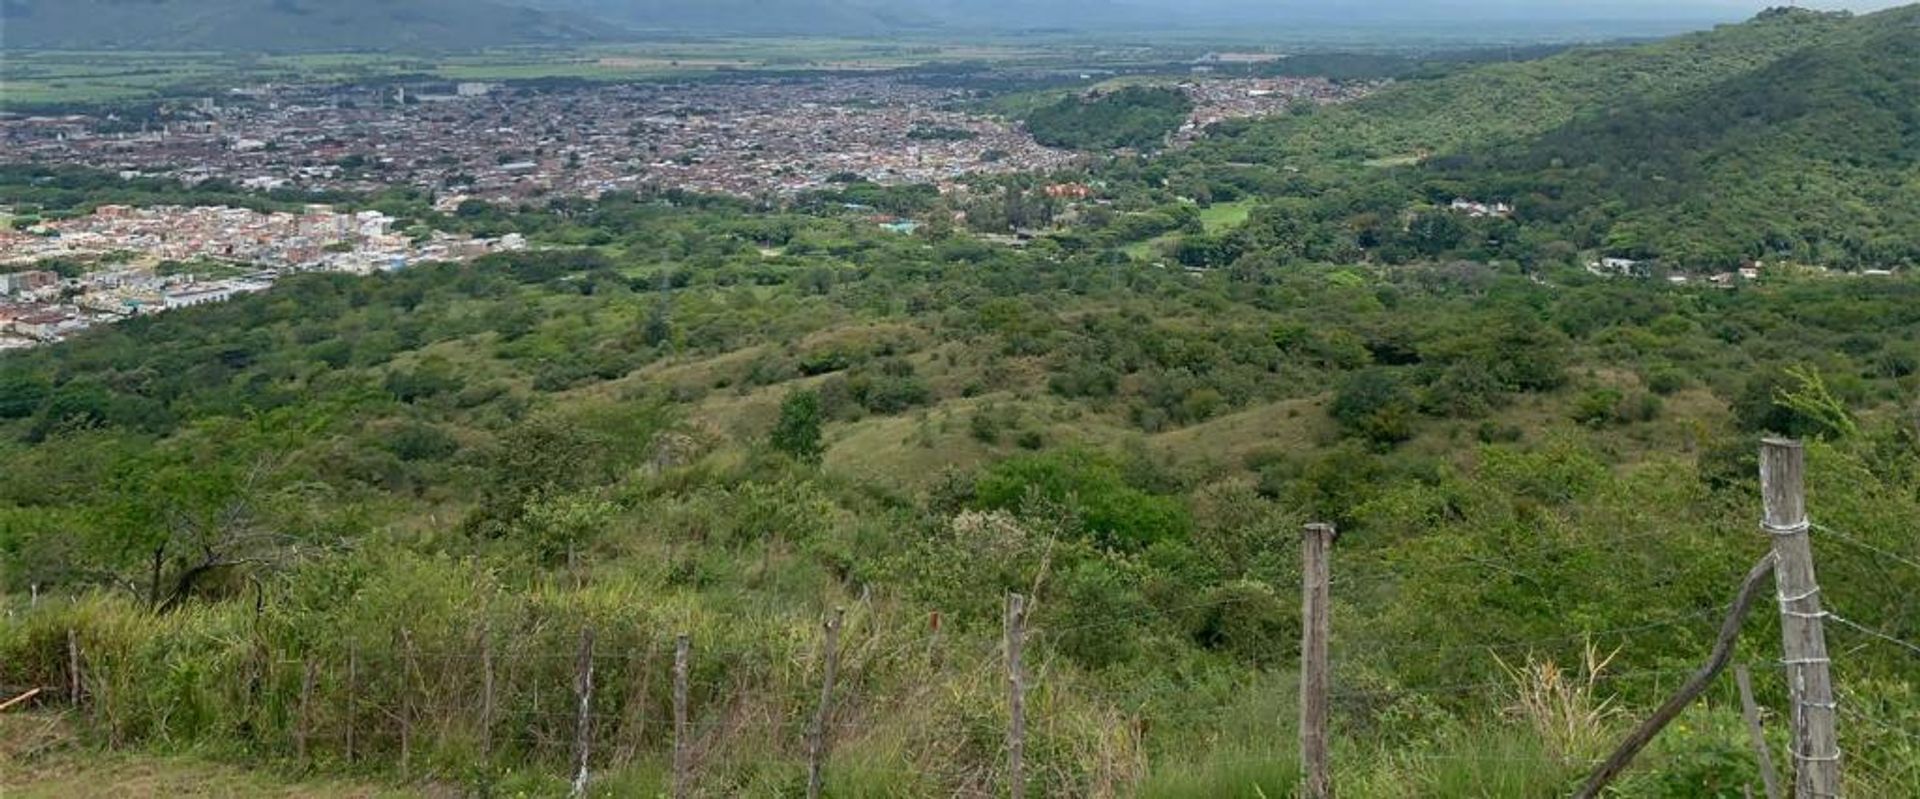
[
  {"xmin": 1025, "ymin": 86, "xmax": 1195, "ymax": 151},
  {"xmin": 4, "ymin": 175, "xmax": 1920, "ymax": 794},
  {"xmin": 1112, "ymin": 7, "xmax": 1920, "ymax": 272},
  {"xmin": 1437, "ymin": 7, "xmax": 1920, "ymax": 268}
]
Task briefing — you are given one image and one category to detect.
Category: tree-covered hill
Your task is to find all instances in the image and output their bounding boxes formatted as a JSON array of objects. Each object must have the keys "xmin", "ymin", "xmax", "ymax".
[
  {"xmin": 1025, "ymin": 86, "xmax": 1195, "ymax": 152},
  {"xmin": 1434, "ymin": 6, "xmax": 1920, "ymax": 268},
  {"xmin": 1195, "ymin": 7, "xmax": 1864, "ymax": 166},
  {"xmin": 0, "ymin": 0, "xmax": 602, "ymax": 52},
  {"xmin": 1125, "ymin": 6, "xmax": 1920, "ymax": 271}
]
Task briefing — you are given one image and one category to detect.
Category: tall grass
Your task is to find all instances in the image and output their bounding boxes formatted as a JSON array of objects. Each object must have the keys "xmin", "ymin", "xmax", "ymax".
[{"xmin": 0, "ymin": 551, "xmax": 1140, "ymax": 796}]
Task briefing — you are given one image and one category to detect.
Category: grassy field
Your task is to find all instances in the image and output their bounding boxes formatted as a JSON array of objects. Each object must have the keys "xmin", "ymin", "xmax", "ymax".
[
  {"xmin": 0, "ymin": 39, "xmax": 1149, "ymax": 109},
  {"xmin": 1124, "ymin": 199, "xmax": 1257, "ymax": 260}
]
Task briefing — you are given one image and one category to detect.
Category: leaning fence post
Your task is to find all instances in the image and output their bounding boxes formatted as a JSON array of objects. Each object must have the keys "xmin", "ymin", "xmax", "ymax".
[
  {"xmin": 1759, "ymin": 438, "xmax": 1840, "ymax": 797},
  {"xmin": 672, "ymin": 633, "xmax": 691, "ymax": 799},
  {"xmin": 571, "ymin": 626, "xmax": 595, "ymax": 798},
  {"xmin": 1005, "ymin": 593, "xmax": 1027, "ymax": 799},
  {"xmin": 806, "ymin": 607, "xmax": 846, "ymax": 799},
  {"xmin": 1300, "ymin": 522, "xmax": 1336, "ymax": 799}
]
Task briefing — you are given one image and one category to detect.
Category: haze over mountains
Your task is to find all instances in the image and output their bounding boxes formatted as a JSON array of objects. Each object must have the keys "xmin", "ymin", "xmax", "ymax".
[
  {"xmin": 0, "ymin": 0, "xmax": 1881, "ymax": 51},
  {"xmin": 0, "ymin": 0, "xmax": 602, "ymax": 51}
]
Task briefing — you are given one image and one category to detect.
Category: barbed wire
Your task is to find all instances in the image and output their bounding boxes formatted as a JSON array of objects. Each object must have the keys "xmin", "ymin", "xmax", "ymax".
[
  {"xmin": 1827, "ymin": 612, "xmax": 1920, "ymax": 659},
  {"xmin": 1331, "ymin": 522, "xmax": 1744, "ymax": 587},
  {"xmin": 1812, "ymin": 522, "xmax": 1920, "ymax": 575}
]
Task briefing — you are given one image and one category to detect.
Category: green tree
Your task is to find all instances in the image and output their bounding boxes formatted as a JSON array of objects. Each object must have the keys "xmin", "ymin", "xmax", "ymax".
[{"xmin": 771, "ymin": 390, "xmax": 824, "ymax": 463}]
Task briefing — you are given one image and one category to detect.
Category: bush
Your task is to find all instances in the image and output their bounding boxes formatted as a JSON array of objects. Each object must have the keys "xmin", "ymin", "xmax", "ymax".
[
  {"xmin": 1331, "ymin": 369, "xmax": 1417, "ymax": 445},
  {"xmin": 974, "ymin": 450, "xmax": 1191, "ymax": 549},
  {"xmin": 771, "ymin": 390, "xmax": 824, "ymax": 463}
]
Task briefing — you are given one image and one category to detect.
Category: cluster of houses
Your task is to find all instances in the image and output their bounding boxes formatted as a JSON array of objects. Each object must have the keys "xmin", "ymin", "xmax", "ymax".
[
  {"xmin": 0, "ymin": 203, "xmax": 525, "ymax": 348},
  {"xmin": 1448, "ymin": 198, "xmax": 1514, "ymax": 219}
]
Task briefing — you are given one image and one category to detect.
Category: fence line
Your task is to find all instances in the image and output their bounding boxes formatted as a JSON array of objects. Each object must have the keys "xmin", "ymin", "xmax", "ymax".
[
  {"xmin": 1827, "ymin": 612, "xmax": 1920, "ymax": 658},
  {"xmin": 1812, "ymin": 522, "xmax": 1920, "ymax": 575},
  {"xmin": 28, "ymin": 441, "xmax": 1920, "ymax": 796}
]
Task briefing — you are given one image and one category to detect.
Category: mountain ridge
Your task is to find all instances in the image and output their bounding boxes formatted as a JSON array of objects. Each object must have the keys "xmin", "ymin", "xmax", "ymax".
[{"xmin": 0, "ymin": 0, "xmax": 604, "ymax": 52}]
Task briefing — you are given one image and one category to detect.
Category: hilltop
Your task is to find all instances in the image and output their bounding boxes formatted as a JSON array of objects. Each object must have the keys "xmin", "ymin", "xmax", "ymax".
[{"xmin": 0, "ymin": 0, "xmax": 602, "ymax": 52}]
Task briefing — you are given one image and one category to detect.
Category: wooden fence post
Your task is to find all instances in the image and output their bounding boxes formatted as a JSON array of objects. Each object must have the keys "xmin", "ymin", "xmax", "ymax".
[
  {"xmin": 298, "ymin": 657, "xmax": 316, "ymax": 763},
  {"xmin": 927, "ymin": 610, "xmax": 944, "ymax": 670},
  {"xmin": 571, "ymin": 626, "xmax": 595, "ymax": 798},
  {"xmin": 346, "ymin": 644, "xmax": 358, "ymax": 763},
  {"xmin": 1760, "ymin": 438, "xmax": 1841, "ymax": 797},
  {"xmin": 1735, "ymin": 664, "xmax": 1784, "ymax": 799},
  {"xmin": 400, "ymin": 628, "xmax": 417, "ymax": 777},
  {"xmin": 1005, "ymin": 593, "xmax": 1027, "ymax": 799},
  {"xmin": 481, "ymin": 622, "xmax": 496, "ymax": 758},
  {"xmin": 806, "ymin": 607, "xmax": 846, "ymax": 799},
  {"xmin": 672, "ymin": 633, "xmax": 691, "ymax": 799},
  {"xmin": 1300, "ymin": 523, "xmax": 1335, "ymax": 799},
  {"xmin": 66, "ymin": 627, "xmax": 81, "ymax": 706}
]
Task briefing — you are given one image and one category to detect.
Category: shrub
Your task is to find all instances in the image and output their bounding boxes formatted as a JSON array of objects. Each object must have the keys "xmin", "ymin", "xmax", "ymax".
[
  {"xmin": 1331, "ymin": 369, "xmax": 1417, "ymax": 445},
  {"xmin": 974, "ymin": 450, "xmax": 1191, "ymax": 549},
  {"xmin": 771, "ymin": 390, "xmax": 824, "ymax": 463}
]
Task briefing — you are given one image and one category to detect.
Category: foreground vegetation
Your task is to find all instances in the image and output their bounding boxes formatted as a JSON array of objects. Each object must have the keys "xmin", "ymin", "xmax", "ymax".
[
  {"xmin": 2, "ymin": 181, "xmax": 1919, "ymax": 794},
  {"xmin": 5, "ymin": 7, "xmax": 1920, "ymax": 795}
]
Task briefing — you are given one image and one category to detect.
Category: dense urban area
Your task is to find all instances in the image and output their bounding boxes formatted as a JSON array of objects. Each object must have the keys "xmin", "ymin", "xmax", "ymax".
[
  {"xmin": 1, "ymin": 75, "xmax": 1366, "ymax": 201},
  {"xmin": 0, "ymin": 72, "xmax": 1372, "ymax": 348}
]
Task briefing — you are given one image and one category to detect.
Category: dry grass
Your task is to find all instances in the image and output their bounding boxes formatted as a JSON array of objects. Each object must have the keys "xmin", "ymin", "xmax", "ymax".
[{"xmin": 1492, "ymin": 640, "xmax": 1625, "ymax": 764}]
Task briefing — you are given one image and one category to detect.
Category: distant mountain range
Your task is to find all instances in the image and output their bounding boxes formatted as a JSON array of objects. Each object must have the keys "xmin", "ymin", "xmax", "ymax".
[
  {"xmin": 520, "ymin": 0, "xmax": 1751, "ymax": 35},
  {"xmin": 0, "ymin": 0, "xmax": 602, "ymax": 51},
  {"xmin": 0, "ymin": 0, "xmax": 1774, "ymax": 52}
]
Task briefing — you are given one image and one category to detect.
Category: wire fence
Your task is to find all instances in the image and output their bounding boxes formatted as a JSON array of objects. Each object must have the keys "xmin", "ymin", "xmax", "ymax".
[{"xmin": 17, "ymin": 476, "xmax": 1920, "ymax": 793}]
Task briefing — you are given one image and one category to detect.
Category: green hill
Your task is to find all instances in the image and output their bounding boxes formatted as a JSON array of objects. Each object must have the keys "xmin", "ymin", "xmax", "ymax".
[
  {"xmin": 1143, "ymin": 7, "xmax": 1920, "ymax": 270},
  {"xmin": 0, "ymin": 0, "xmax": 602, "ymax": 52},
  {"xmin": 1437, "ymin": 6, "xmax": 1920, "ymax": 267},
  {"xmin": 1198, "ymin": 7, "xmax": 1864, "ymax": 165}
]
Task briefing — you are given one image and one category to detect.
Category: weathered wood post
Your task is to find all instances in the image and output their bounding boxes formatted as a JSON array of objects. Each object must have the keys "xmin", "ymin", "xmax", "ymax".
[
  {"xmin": 400, "ymin": 628, "xmax": 417, "ymax": 777},
  {"xmin": 481, "ymin": 622, "xmax": 496, "ymax": 757},
  {"xmin": 1300, "ymin": 523, "xmax": 1336, "ymax": 799},
  {"xmin": 1760, "ymin": 437, "xmax": 1840, "ymax": 797},
  {"xmin": 1005, "ymin": 593, "xmax": 1027, "ymax": 799},
  {"xmin": 672, "ymin": 633, "xmax": 691, "ymax": 799},
  {"xmin": 571, "ymin": 626, "xmax": 595, "ymax": 798},
  {"xmin": 1735, "ymin": 664, "xmax": 1784, "ymax": 799},
  {"xmin": 805, "ymin": 607, "xmax": 846, "ymax": 799},
  {"xmin": 297, "ymin": 656, "xmax": 317, "ymax": 763},
  {"xmin": 66, "ymin": 627, "xmax": 81, "ymax": 707},
  {"xmin": 346, "ymin": 644, "xmax": 358, "ymax": 763}
]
